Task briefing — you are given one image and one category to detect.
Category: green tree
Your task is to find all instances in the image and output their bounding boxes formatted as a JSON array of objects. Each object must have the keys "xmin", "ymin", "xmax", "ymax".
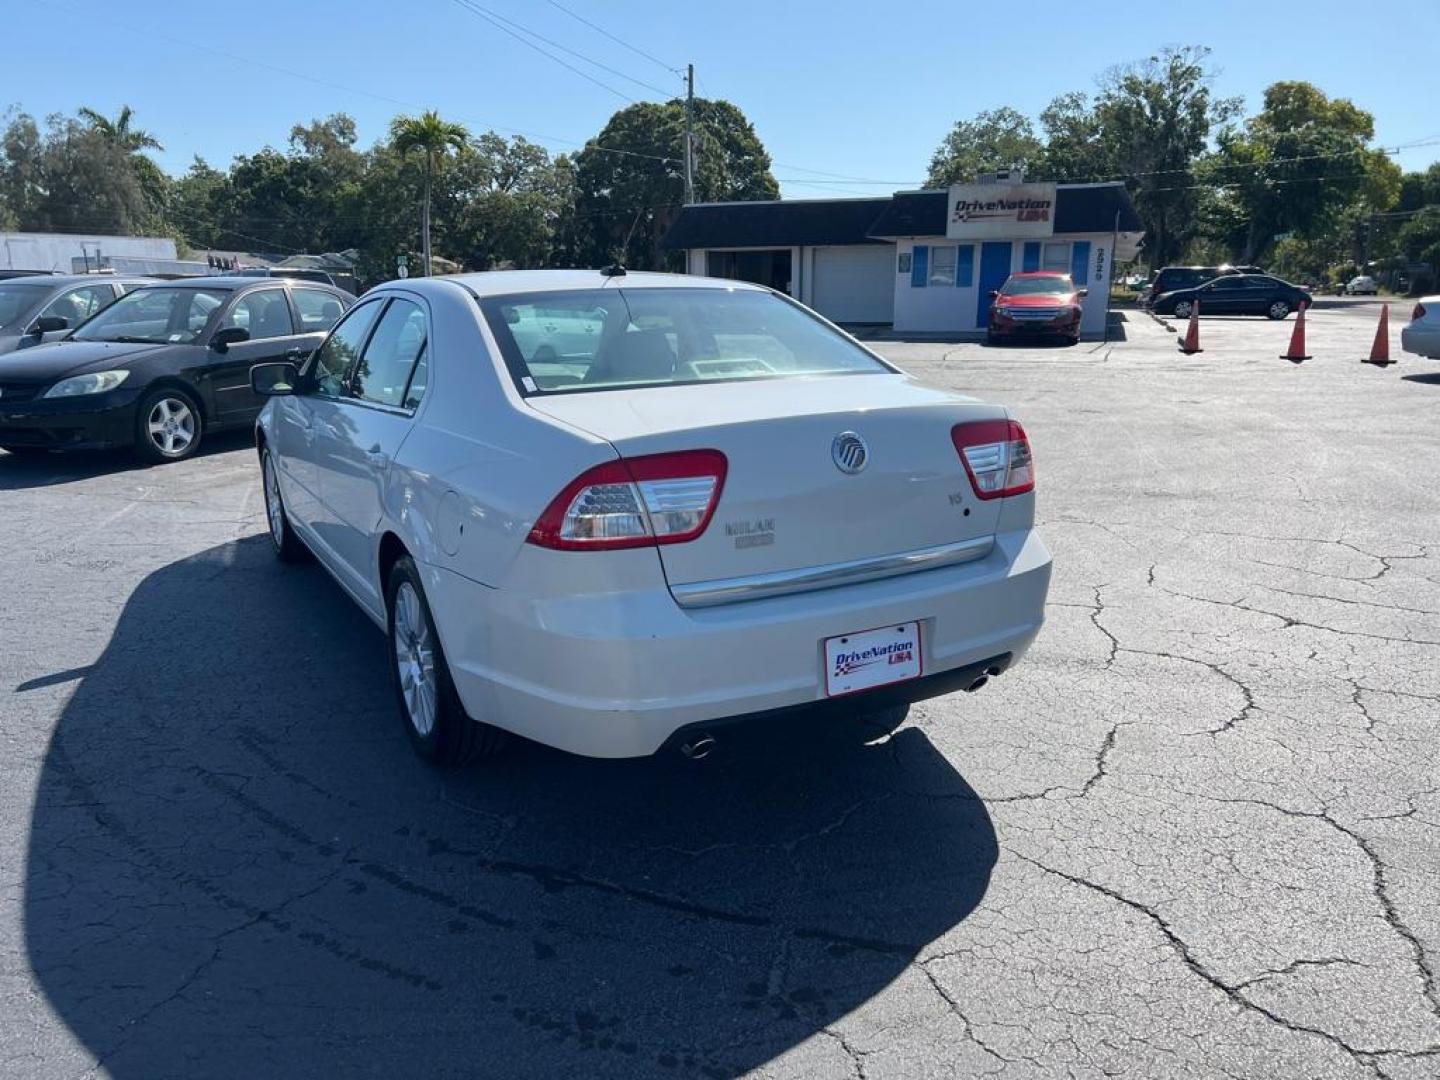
[
  {"xmin": 1038, "ymin": 93, "xmax": 1109, "ymax": 183},
  {"xmin": 1206, "ymin": 82, "xmax": 1399, "ymax": 263},
  {"xmin": 926, "ymin": 107, "xmax": 1044, "ymax": 187},
  {"xmin": 76, "ymin": 104, "xmax": 163, "ymax": 153},
  {"xmin": 1399, "ymin": 206, "xmax": 1440, "ymax": 271},
  {"xmin": 389, "ymin": 110, "xmax": 469, "ymax": 276},
  {"xmin": 574, "ymin": 97, "xmax": 778, "ymax": 270},
  {"xmin": 1094, "ymin": 46, "xmax": 1242, "ymax": 269}
]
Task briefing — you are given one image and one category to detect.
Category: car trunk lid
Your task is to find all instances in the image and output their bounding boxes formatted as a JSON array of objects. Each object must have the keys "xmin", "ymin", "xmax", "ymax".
[{"xmin": 526, "ymin": 374, "xmax": 1007, "ymax": 595}]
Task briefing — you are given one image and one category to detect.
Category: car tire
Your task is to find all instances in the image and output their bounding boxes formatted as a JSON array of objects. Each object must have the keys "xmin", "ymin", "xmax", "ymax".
[
  {"xmin": 1172, "ymin": 300, "xmax": 1192, "ymax": 319},
  {"xmin": 985, "ymin": 330, "xmax": 999, "ymax": 345},
  {"xmin": 134, "ymin": 386, "xmax": 203, "ymax": 464},
  {"xmin": 260, "ymin": 447, "xmax": 309, "ymax": 563},
  {"xmin": 387, "ymin": 555, "xmax": 507, "ymax": 766},
  {"xmin": 1266, "ymin": 300, "xmax": 1291, "ymax": 320}
]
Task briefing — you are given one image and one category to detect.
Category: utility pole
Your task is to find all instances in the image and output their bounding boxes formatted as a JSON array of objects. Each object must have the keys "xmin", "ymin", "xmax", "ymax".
[{"xmin": 684, "ymin": 63, "xmax": 695, "ymax": 205}]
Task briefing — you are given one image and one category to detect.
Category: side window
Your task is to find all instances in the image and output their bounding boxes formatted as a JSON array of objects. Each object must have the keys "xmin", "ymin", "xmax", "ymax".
[
  {"xmin": 292, "ymin": 288, "xmax": 347, "ymax": 333},
  {"xmin": 40, "ymin": 285, "xmax": 113, "ymax": 328},
  {"xmin": 220, "ymin": 290, "xmax": 294, "ymax": 341},
  {"xmin": 351, "ymin": 298, "xmax": 427, "ymax": 409},
  {"xmin": 311, "ymin": 300, "xmax": 383, "ymax": 397}
]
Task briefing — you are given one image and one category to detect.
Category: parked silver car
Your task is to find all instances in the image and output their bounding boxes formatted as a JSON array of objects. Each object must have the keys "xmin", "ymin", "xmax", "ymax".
[{"xmin": 0, "ymin": 274, "xmax": 150, "ymax": 356}]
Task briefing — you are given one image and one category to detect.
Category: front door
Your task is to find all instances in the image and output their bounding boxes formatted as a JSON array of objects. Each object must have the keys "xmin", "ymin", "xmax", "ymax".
[
  {"xmin": 277, "ymin": 297, "xmax": 387, "ymax": 558},
  {"xmin": 312, "ymin": 295, "xmax": 429, "ymax": 610},
  {"xmin": 976, "ymin": 242, "xmax": 1013, "ymax": 329},
  {"xmin": 208, "ymin": 288, "xmax": 309, "ymax": 424}
]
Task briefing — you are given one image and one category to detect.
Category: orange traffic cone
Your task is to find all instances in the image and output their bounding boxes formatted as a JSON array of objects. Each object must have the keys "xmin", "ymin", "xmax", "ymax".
[
  {"xmin": 1280, "ymin": 301, "xmax": 1312, "ymax": 363},
  {"xmin": 1362, "ymin": 303, "xmax": 1393, "ymax": 367},
  {"xmin": 1177, "ymin": 300, "xmax": 1203, "ymax": 354}
]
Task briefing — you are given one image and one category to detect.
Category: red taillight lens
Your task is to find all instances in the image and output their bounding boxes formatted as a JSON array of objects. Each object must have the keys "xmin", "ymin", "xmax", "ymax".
[
  {"xmin": 1414, "ymin": 303, "xmax": 1427, "ymax": 322},
  {"xmin": 951, "ymin": 419, "xmax": 1035, "ymax": 500},
  {"xmin": 528, "ymin": 449, "xmax": 728, "ymax": 551}
]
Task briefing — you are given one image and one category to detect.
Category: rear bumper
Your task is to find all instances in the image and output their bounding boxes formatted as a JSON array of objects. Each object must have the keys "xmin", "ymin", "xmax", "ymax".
[
  {"xmin": 0, "ymin": 389, "xmax": 140, "ymax": 450},
  {"xmin": 426, "ymin": 526, "xmax": 1052, "ymax": 758},
  {"xmin": 1401, "ymin": 325, "xmax": 1440, "ymax": 359}
]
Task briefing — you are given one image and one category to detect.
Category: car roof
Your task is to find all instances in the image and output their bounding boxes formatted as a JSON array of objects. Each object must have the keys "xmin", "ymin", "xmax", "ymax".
[
  {"xmin": 1, "ymin": 273, "xmax": 151, "ymax": 288},
  {"xmin": 390, "ymin": 268, "xmax": 770, "ymax": 300},
  {"xmin": 128, "ymin": 275, "xmax": 343, "ymax": 293},
  {"xmin": 1007, "ymin": 271, "xmax": 1071, "ymax": 279}
]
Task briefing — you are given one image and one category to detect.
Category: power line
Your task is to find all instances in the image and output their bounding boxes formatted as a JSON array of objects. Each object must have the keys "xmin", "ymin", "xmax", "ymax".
[
  {"xmin": 448, "ymin": 0, "xmax": 635, "ymax": 103},
  {"xmin": 449, "ymin": 0, "xmax": 676, "ymax": 98},
  {"xmin": 35, "ymin": 0, "xmax": 675, "ymax": 167},
  {"xmin": 544, "ymin": 0, "xmax": 684, "ymax": 77}
]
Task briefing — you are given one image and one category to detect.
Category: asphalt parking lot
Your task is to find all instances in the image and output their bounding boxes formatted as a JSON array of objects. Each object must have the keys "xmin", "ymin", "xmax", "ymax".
[{"xmin": 2, "ymin": 299, "xmax": 1437, "ymax": 1079}]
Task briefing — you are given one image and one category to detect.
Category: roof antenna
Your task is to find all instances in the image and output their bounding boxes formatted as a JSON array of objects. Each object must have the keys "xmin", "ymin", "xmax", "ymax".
[{"xmin": 600, "ymin": 263, "xmax": 627, "ymax": 277}]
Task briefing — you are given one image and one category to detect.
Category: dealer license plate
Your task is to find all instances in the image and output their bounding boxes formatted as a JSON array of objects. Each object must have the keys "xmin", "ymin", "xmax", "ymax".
[{"xmin": 824, "ymin": 622, "xmax": 922, "ymax": 697}]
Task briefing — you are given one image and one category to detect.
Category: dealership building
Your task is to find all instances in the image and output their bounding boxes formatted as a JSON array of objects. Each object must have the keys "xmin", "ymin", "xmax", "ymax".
[{"xmin": 661, "ymin": 175, "xmax": 1143, "ymax": 338}]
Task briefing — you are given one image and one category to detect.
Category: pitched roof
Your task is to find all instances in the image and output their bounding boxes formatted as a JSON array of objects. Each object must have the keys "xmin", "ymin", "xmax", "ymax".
[
  {"xmin": 659, "ymin": 197, "xmax": 892, "ymax": 250},
  {"xmin": 663, "ymin": 183, "xmax": 1144, "ymax": 249}
]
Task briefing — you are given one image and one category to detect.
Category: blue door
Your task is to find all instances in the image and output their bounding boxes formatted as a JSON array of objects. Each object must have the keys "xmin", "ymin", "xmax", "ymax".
[{"xmin": 976, "ymin": 242, "xmax": 1013, "ymax": 329}]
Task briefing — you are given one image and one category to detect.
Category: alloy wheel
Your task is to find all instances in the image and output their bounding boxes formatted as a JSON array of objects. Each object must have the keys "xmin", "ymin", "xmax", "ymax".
[
  {"xmin": 393, "ymin": 581, "xmax": 438, "ymax": 737},
  {"xmin": 146, "ymin": 397, "xmax": 196, "ymax": 457},
  {"xmin": 1174, "ymin": 301, "xmax": 1192, "ymax": 318}
]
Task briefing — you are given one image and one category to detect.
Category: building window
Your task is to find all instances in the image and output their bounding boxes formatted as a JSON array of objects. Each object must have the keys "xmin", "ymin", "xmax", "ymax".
[
  {"xmin": 930, "ymin": 246, "xmax": 957, "ymax": 287},
  {"xmin": 1042, "ymin": 242, "xmax": 1070, "ymax": 273},
  {"xmin": 897, "ymin": 252, "xmax": 912, "ymax": 275}
]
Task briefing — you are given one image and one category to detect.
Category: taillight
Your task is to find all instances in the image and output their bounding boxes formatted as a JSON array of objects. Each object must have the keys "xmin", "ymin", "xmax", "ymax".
[
  {"xmin": 528, "ymin": 450, "xmax": 727, "ymax": 550},
  {"xmin": 951, "ymin": 420, "xmax": 1035, "ymax": 500},
  {"xmin": 1414, "ymin": 303, "xmax": 1427, "ymax": 322}
]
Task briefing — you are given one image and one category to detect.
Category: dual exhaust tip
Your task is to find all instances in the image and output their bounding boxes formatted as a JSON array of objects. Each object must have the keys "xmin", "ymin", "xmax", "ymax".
[{"xmin": 676, "ymin": 665, "xmax": 1004, "ymax": 760}]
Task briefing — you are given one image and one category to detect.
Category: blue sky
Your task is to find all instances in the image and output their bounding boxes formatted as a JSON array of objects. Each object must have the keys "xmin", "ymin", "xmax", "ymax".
[{"xmin": 8, "ymin": 0, "xmax": 1438, "ymax": 199}]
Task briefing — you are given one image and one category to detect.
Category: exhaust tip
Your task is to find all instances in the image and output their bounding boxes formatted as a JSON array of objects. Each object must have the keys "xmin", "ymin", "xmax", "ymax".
[
  {"xmin": 679, "ymin": 734, "xmax": 717, "ymax": 760},
  {"xmin": 965, "ymin": 675, "xmax": 989, "ymax": 693}
]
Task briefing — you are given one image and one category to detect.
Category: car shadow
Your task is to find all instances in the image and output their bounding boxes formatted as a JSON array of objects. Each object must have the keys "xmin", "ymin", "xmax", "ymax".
[
  {"xmin": 24, "ymin": 535, "xmax": 998, "ymax": 1079},
  {"xmin": 0, "ymin": 430, "xmax": 253, "ymax": 490},
  {"xmin": 1401, "ymin": 371, "xmax": 1440, "ymax": 386}
]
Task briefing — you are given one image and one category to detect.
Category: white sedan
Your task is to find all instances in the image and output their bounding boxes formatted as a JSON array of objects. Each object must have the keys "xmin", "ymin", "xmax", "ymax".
[
  {"xmin": 250, "ymin": 270, "xmax": 1052, "ymax": 763},
  {"xmin": 1401, "ymin": 297, "xmax": 1440, "ymax": 360}
]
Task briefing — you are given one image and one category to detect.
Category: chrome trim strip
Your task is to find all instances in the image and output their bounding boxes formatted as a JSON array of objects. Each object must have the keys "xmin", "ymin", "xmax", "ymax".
[{"xmin": 671, "ymin": 535, "xmax": 995, "ymax": 609}]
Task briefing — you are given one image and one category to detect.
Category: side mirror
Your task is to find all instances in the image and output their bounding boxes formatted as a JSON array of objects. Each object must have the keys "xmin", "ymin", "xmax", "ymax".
[
  {"xmin": 251, "ymin": 361, "xmax": 299, "ymax": 396},
  {"xmin": 1077, "ymin": 288, "xmax": 1089, "ymax": 298},
  {"xmin": 211, "ymin": 326, "xmax": 250, "ymax": 352},
  {"xmin": 32, "ymin": 316, "xmax": 68, "ymax": 335}
]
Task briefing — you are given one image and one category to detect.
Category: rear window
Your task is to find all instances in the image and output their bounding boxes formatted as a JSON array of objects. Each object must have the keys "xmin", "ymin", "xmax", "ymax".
[
  {"xmin": 0, "ymin": 283, "xmax": 47, "ymax": 330},
  {"xmin": 480, "ymin": 287, "xmax": 891, "ymax": 395}
]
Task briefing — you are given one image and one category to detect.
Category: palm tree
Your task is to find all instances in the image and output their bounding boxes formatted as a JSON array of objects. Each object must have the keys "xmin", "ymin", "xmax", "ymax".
[
  {"xmin": 78, "ymin": 105, "xmax": 163, "ymax": 153},
  {"xmin": 389, "ymin": 110, "xmax": 469, "ymax": 276}
]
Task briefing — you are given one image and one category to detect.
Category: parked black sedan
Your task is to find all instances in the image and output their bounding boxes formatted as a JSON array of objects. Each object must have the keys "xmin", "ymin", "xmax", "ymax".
[
  {"xmin": 0, "ymin": 277, "xmax": 351, "ymax": 462},
  {"xmin": 1152, "ymin": 274, "xmax": 1312, "ymax": 321}
]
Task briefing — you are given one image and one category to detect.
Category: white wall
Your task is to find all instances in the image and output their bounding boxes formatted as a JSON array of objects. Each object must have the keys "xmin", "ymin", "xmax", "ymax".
[
  {"xmin": 892, "ymin": 233, "xmax": 1114, "ymax": 337},
  {"xmin": 0, "ymin": 232, "xmax": 177, "ymax": 273}
]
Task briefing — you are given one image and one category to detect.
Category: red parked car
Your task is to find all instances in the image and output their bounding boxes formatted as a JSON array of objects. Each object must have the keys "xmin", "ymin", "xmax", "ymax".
[{"xmin": 986, "ymin": 271, "xmax": 1087, "ymax": 346}]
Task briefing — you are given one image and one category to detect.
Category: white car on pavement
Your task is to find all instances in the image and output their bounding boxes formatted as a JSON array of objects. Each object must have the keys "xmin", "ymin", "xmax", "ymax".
[
  {"xmin": 251, "ymin": 270, "xmax": 1052, "ymax": 763},
  {"xmin": 1346, "ymin": 275, "xmax": 1379, "ymax": 296},
  {"xmin": 1401, "ymin": 297, "xmax": 1440, "ymax": 360}
]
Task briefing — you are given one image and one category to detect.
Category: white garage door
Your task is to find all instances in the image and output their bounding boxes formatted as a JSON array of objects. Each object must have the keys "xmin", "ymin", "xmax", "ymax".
[{"xmin": 811, "ymin": 245, "xmax": 895, "ymax": 325}]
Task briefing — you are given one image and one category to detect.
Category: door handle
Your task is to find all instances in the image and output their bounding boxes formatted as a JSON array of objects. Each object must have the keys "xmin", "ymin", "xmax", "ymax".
[{"xmin": 364, "ymin": 446, "xmax": 390, "ymax": 470}]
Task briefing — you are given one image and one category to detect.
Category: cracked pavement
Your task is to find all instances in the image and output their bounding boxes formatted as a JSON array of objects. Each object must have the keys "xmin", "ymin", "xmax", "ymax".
[{"xmin": 2, "ymin": 301, "xmax": 1438, "ymax": 1078}]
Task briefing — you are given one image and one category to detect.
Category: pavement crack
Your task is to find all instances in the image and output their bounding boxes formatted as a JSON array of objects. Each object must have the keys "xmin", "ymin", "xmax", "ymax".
[
  {"xmin": 1015, "ymin": 853, "xmax": 1416, "ymax": 1070},
  {"xmin": 917, "ymin": 962, "xmax": 1012, "ymax": 1066},
  {"xmin": 1234, "ymin": 957, "xmax": 1368, "ymax": 992}
]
